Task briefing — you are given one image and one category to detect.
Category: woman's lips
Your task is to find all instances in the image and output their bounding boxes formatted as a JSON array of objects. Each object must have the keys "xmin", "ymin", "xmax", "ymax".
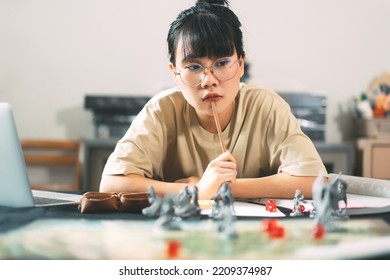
[{"xmin": 203, "ymin": 94, "xmax": 222, "ymax": 102}]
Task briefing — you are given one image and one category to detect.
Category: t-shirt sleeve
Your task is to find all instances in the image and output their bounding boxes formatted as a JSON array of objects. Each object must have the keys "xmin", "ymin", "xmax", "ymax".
[
  {"xmin": 101, "ymin": 104, "xmax": 165, "ymax": 178},
  {"xmin": 267, "ymin": 101, "xmax": 328, "ymax": 177}
]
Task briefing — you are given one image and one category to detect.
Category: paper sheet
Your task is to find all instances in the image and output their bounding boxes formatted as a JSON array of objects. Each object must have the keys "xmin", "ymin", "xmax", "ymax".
[
  {"xmin": 259, "ymin": 193, "xmax": 390, "ymax": 215},
  {"xmin": 199, "ymin": 200, "xmax": 286, "ymax": 217}
]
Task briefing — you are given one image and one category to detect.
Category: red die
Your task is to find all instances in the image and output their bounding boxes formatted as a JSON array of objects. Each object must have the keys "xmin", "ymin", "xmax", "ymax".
[
  {"xmin": 262, "ymin": 219, "xmax": 279, "ymax": 233},
  {"xmin": 269, "ymin": 225, "xmax": 285, "ymax": 239},
  {"xmin": 312, "ymin": 223, "xmax": 325, "ymax": 239},
  {"xmin": 265, "ymin": 199, "xmax": 277, "ymax": 212},
  {"xmin": 166, "ymin": 240, "xmax": 181, "ymax": 259},
  {"xmin": 262, "ymin": 219, "xmax": 285, "ymax": 239}
]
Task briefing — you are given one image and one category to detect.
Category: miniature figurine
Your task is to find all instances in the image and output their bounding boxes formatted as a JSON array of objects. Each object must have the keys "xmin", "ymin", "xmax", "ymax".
[
  {"xmin": 312, "ymin": 172, "xmax": 349, "ymax": 231},
  {"xmin": 312, "ymin": 172, "xmax": 333, "ymax": 230},
  {"xmin": 207, "ymin": 182, "xmax": 237, "ymax": 238},
  {"xmin": 217, "ymin": 199, "xmax": 237, "ymax": 239},
  {"xmin": 290, "ymin": 189, "xmax": 305, "ymax": 216},
  {"xmin": 154, "ymin": 193, "xmax": 180, "ymax": 230},
  {"xmin": 174, "ymin": 185, "xmax": 201, "ymax": 219},
  {"xmin": 309, "ymin": 201, "xmax": 317, "ymax": 218},
  {"xmin": 191, "ymin": 185, "xmax": 200, "ymax": 209},
  {"xmin": 210, "ymin": 182, "xmax": 235, "ymax": 219},
  {"xmin": 329, "ymin": 175, "xmax": 348, "ymax": 218},
  {"xmin": 142, "ymin": 186, "xmax": 163, "ymax": 217},
  {"xmin": 176, "ymin": 185, "xmax": 191, "ymax": 205}
]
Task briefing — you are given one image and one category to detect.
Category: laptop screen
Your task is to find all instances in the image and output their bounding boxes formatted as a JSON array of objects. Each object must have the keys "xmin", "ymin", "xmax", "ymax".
[{"xmin": 0, "ymin": 103, "xmax": 35, "ymax": 207}]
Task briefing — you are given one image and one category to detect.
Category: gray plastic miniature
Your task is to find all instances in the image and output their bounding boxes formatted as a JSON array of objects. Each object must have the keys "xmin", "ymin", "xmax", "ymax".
[
  {"xmin": 329, "ymin": 174, "xmax": 348, "ymax": 218},
  {"xmin": 174, "ymin": 185, "xmax": 201, "ymax": 219},
  {"xmin": 309, "ymin": 201, "xmax": 317, "ymax": 218},
  {"xmin": 154, "ymin": 193, "xmax": 180, "ymax": 230},
  {"xmin": 142, "ymin": 186, "xmax": 163, "ymax": 217},
  {"xmin": 176, "ymin": 185, "xmax": 191, "ymax": 205},
  {"xmin": 217, "ymin": 202, "xmax": 238, "ymax": 239},
  {"xmin": 209, "ymin": 182, "xmax": 237, "ymax": 238},
  {"xmin": 312, "ymin": 172, "xmax": 349, "ymax": 231},
  {"xmin": 210, "ymin": 181, "xmax": 235, "ymax": 219},
  {"xmin": 290, "ymin": 189, "xmax": 305, "ymax": 216}
]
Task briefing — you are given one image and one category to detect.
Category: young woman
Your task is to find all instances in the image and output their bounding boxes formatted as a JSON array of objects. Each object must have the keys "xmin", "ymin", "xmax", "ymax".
[{"xmin": 100, "ymin": 0, "xmax": 328, "ymax": 199}]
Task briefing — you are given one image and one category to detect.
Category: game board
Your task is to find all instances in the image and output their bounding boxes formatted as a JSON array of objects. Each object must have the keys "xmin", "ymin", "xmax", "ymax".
[{"xmin": 0, "ymin": 217, "xmax": 389, "ymax": 260}]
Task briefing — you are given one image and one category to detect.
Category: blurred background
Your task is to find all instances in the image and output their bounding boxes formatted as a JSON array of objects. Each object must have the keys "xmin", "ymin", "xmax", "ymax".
[{"xmin": 1, "ymin": 0, "xmax": 389, "ymax": 190}]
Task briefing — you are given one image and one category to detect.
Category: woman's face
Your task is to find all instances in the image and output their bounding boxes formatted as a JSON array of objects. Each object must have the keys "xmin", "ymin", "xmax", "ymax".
[{"xmin": 169, "ymin": 39, "xmax": 245, "ymax": 120}]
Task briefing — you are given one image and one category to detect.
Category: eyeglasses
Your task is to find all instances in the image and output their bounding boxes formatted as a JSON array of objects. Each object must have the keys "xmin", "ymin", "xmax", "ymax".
[{"xmin": 175, "ymin": 57, "xmax": 239, "ymax": 87}]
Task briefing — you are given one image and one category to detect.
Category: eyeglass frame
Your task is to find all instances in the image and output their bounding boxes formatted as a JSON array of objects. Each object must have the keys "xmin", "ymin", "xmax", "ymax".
[{"xmin": 174, "ymin": 57, "xmax": 241, "ymax": 87}]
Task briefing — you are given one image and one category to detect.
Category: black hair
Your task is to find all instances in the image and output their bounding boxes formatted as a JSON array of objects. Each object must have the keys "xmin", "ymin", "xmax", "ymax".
[{"xmin": 167, "ymin": 0, "xmax": 244, "ymax": 66}]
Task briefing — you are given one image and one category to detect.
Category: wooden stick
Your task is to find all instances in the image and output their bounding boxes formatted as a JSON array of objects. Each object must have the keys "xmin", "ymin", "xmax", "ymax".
[{"xmin": 211, "ymin": 101, "xmax": 226, "ymax": 153}]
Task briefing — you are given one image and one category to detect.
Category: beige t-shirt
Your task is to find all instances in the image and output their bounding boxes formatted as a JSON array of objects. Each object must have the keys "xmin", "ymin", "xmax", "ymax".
[{"xmin": 102, "ymin": 84, "xmax": 327, "ymax": 181}]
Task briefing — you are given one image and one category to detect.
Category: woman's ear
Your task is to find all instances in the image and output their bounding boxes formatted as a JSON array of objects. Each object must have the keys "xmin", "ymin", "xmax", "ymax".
[
  {"xmin": 168, "ymin": 63, "xmax": 180, "ymax": 85},
  {"xmin": 239, "ymin": 53, "xmax": 246, "ymax": 79}
]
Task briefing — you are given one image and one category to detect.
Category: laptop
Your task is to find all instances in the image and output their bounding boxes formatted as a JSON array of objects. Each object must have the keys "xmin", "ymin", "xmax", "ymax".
[{"xmin": 0, "ymin": 103, "xmax": 82, "ymax": 207}]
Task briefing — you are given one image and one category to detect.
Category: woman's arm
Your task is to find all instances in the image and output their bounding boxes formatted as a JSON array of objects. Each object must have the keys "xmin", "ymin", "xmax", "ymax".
[
  {"xmin": 231, "ymin": 172, "xmax": 327, "ymax": 200},
  {"xmin": 100, "ymin": 171, "xmax": 326, "ymax": 200},
  {"xmin": 100, "ymin": 148, "xmax": 327, "ymax": 200},
  {"xmin": 100, "ymin": 173, "xmax": 187, "ymax": 197},
  {"xmin": 100, "ymin": 150, "xmax": 237, "ymax": 199},
  {"xmin": 173, "ymin": 173, "xmax": 326, "ymax": 200}
]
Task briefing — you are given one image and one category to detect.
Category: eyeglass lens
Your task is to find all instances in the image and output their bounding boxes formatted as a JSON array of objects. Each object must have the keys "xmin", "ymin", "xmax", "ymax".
[{"xmin": 178, "ymin": 57, "xmax": 239, "ymax": 87}]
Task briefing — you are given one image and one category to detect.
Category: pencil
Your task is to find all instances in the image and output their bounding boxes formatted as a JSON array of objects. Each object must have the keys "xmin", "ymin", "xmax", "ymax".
[{"xmin": 211, "ymin": 101, "xmax": 226, "ymax": 153}]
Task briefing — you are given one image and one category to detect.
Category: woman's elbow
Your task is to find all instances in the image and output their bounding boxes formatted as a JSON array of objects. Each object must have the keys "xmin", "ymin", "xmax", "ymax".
[{"xmin": 99, "ymin": 175, "xmax": 116, "ymax": 192}]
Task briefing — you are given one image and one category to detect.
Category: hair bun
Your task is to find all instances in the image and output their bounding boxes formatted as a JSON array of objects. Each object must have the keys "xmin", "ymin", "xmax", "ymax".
[{"xmin": 196, "ymin": 0, "xmax": 230, "ymax": 8}]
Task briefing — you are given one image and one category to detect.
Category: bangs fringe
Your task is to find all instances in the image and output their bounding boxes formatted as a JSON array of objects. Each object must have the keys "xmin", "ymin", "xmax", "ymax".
[{"xmin": 178, "ymin": 14, "xmax": 235, "ymax": 61}]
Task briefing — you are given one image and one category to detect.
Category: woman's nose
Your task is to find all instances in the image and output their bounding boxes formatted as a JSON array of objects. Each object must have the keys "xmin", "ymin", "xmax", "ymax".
[{"xmin": 200, "ymin": 68, "xmax": 219, "ymax": 87}]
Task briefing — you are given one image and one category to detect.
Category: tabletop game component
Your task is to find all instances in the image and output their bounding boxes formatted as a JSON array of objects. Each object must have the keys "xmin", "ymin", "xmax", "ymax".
[
  {"xmin": 177, "ymin": 185, "xmax": 191, "ymax": 204},
  {"xmin": 309, "ymin": 201, "xmax": 317, "ymax": 218},
  {"xmin": 290, "ymin": 189, "xmax": 305, "ymax": 216},
  {"xmin": 329, "ymin": 174, "xmax": 348, "ymax": 218},
  {"xmin": 142, "ymin": 186, "xmax": 163, "ymax": 217},
  {"xmin": 166, "ymin": 240, "xmax": 181, "ymax": 259},
  {"xmin": 269, "ymin": 225, "xmax": 285, "ymax": 239},
  {"xmin": 312, "ymin": 172, "xmax": 349, "ymax": 231},
  {"xmin": 174, "ymin": 185, "xmax": 201, "ymax": 219},
  {"xmin": 210, "ymin": 182, "xmax": 235, "ymax": 219},
  {"xmin": 217, "ymin": 201, "xmax": 238, "ymax": 239},
  {"xmin": 265, "ymin": 199, "xmax": 277, "ymax": 212},
  {"xmin": 191, "ymin": 185, "xmax": 200, "ymax": 209},
  {"xmin": 154, "ymin": 193, "xmax": 180, "ymax": 230},
  {"xmin": 262, "ymin": 219, "xmax": 285, "ymax": 239},
  {"xmin": 208, "ymin": 182, "xmax": 237, "ymax": 238},
  {"xmin": 312, "ymin": 223, "xmax": 325, "ymax": 239},
  {"xmin": 262, "ymin": 219, "xmax": 279, "ymax": 233}
]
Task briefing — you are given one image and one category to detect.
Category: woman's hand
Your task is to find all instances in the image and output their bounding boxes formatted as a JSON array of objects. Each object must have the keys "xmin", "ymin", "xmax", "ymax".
[
  {"xmin": 175, "ymin": 151, "xmax": 236, "ymax": 199},
  {"xmin": 197, "ymin": 151, "xmax": 237, "ymax": 199}
]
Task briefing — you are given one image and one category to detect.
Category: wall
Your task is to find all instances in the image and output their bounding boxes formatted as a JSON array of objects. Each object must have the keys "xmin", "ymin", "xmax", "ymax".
[{"xmin": 1, "ymin": 0, "xmax": 389, "ymax": 143}]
